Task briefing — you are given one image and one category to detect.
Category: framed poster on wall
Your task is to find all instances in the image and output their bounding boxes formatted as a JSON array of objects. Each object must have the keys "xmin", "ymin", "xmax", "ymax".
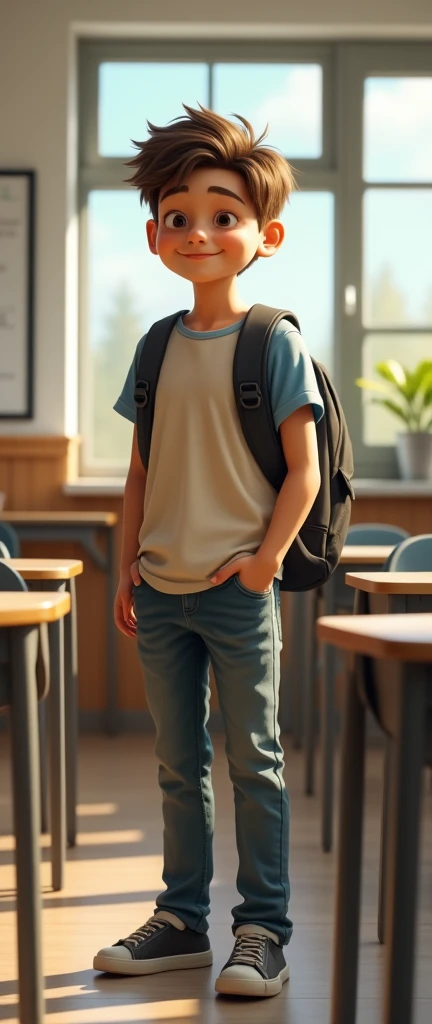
[{"xmin": 0, "ymin": 170, "xmax": 35, "ymax": 418}]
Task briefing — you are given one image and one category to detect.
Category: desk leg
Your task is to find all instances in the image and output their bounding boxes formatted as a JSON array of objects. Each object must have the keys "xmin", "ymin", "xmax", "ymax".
[
  {"xmin": 383, "ymin": 663, "xmax": 425, "ymax": 1024},
  {"xmin": 330, "ymin": 655, "xmax": 366, "ymax": 1024},
  {"xmin": 378, "ymin": 737, "xmax": 394, "ymax": 944},
  {"xmin": 321, "ymin": 572, "xmax": 337, "ymax": 851},
  {"xmin": 45, "ymin": 581, "xmax": 66, "ymax": 891},
  {"xmin": 10, "ymin": 625, "xmax": 44, "ymax": 1024},
  {"xmin": 64, "ymin": 577, "xmax": 78, "ymax": 846},
  {"xmin": 304, "ymin": 589, "xmax": 318, "ymax": 795},
  {"xmin": 105, "ymin": 526, "xmax": 117, "ymax": 734},
  {"xmin": 38, "ymin": 702, "xmax": 49, "ymax": 833},
  {"xmin": 377, "ymin": 594, "xmax": 408, "ymax": 945}
]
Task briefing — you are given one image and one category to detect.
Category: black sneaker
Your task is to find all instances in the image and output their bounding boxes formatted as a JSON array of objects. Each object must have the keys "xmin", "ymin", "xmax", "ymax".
[
  {"xmin": 93, "ymin": 913, "xmax": 213, "ymax": 976},
  {"xmin": 215, "ymin": 929, "xmax": 289, "ymax": 997}
]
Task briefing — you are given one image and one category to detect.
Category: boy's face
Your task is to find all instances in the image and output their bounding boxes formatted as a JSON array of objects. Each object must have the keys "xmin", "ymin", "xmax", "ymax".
[{"xmin": 146, "ymin": 166, "xmax": 283, "ymax": 282}]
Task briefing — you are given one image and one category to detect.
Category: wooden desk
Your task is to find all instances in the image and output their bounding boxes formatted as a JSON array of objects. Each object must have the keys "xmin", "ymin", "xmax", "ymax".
[
  {"xmin": 344, "ymin": 570, "xmax": 432, "ymax": 943},
  {"xmin": 0, "ymin": 512, "xmax": 118, "ymax": 732},
  {"xmin": 1, "ymin": 557, "xmax": 84, "ymax": 885},
  {"xmin": 0, "ymin": 591, "xmax": 70, "ymax": 623},
  {"xmin": 4, "ymin": 556, "xmax": 83, "ymax": 580},
  {"xmin": 317, "ymin": 613, "xmax": 432, "ymax": 1024},
  {"xmin": 319, "ymin": 611, "xmax": 432, "ymax": 656},
  {"xmin": 0, "ymin": 591, "xmax": 70, "ymax": 1024},
  {"xmin": 339, "ymin": 545, "xmax": 395, "ymax": 564},
  {"xmin": 346, "ymin": 570, "xmax": 432, "ymax": 595}
]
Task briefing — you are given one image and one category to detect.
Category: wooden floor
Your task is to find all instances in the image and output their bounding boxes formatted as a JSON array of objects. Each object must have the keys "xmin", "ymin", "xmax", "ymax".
[{"xmin": 0, "ymin": 733, "xmax": 431, "ymax": 1023}]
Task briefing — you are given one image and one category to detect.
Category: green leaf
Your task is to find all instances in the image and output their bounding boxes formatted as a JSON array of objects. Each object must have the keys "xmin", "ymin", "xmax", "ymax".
[
  {"xmin": 375, "ymin": 360, "xmax": 407, "ymax": 388},
  {"xmin": 418, "ymin": 370, "xmax": 432, "ymax": 405},
  {"xmin": 371, "ymin": 397, "xmax": 412, "ymax": 426},
  {"xmin": 355, "ymin": 377, "xmax": 391, "ymax": 394},
  {"xmin": 403, "ymin": 361, "xmax": 432, "ymax": 400}
]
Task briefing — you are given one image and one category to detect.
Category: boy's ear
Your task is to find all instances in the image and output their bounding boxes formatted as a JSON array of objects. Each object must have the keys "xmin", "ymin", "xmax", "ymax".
[
  {"xmin": 146, "ymin": 219, "xmax": 158, "ymax": 255},
  {"xmin": 255, "ymin": 219, "xmax": 285, "ymax": 259}
]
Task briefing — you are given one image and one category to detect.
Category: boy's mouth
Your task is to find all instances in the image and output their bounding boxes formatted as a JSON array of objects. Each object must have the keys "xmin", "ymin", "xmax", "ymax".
[{"xmin": 178, "ymin": 251, "xmax": 223, "ymax": 259}]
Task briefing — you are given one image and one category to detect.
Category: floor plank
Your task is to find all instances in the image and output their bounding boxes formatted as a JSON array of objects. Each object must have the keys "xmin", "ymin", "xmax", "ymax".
[{"xmin": 0, "ymin": 732, "xmax": 431, "ymax": 1022}]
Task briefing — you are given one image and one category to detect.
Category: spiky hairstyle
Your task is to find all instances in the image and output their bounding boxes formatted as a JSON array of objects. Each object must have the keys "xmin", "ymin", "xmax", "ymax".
[{"xmin": 125, "ymin": 104, "xmax": 296, "ymax": 227}]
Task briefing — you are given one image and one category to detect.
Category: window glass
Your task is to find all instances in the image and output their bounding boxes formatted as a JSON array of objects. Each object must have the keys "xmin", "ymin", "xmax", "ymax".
[
  {"xmin": 239, "ymin": 191, "xmax": 334, "ymax": 368},
  {"xmin": 364, "ymin": 77, "xmax": 432, "ymax": 182},
  {"xmin": 363, "ymin": 189, "xmax": 432, "ymax": 327},
  {"xmin": 213, "ymin": 63, "xmax": 322, "ymax": 157},
  {"xmin": 98, "ymin": 63, "xmax": 209, "ymax": 157},
  {"xmin": 85, "ymin": 190, "xmax": 191, "ymax": 464},
  {"xmin": 361, "ymin": 332, "xmax": 432, "ymax": 445}
]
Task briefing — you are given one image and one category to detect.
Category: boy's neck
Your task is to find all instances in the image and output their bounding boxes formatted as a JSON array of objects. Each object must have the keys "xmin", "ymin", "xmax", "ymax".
[{"xmin": 182, "ymin": 277, "xmax": 250, "ymax": 332}]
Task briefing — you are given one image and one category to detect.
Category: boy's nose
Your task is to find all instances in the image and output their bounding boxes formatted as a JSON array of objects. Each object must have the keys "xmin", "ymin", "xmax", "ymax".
[{"xmin": 187, "ymin": 225, "xmax": 208, "ymax": 244}]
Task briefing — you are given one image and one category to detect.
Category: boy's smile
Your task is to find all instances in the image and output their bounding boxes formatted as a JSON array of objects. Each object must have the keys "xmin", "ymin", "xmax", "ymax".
[{"xmin": 146, "ymin": 166, "xmax": 283, "ymax": 283}]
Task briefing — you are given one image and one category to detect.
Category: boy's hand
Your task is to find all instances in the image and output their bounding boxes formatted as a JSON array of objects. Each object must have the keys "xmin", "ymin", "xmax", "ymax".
[
  {"xmin": 209, "ymin": 553, "xmax": 276, "ymax": 594},
  {"xmin": 114, "ymin": 570, "xmax": 138, "ymax": 638},
  {"xmin": 130, "ymin": 560, "xmax": 141, "ymax": 586}
]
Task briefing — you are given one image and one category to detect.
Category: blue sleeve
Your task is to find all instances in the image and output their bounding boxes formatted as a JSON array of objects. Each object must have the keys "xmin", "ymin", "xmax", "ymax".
[
  {"xmin": 113, "ymin": 334, "xmax": 147, "ymax": 424},
  {"xmin": 268, "ymin": 319, "xmax": 324, "ymax": 432}
]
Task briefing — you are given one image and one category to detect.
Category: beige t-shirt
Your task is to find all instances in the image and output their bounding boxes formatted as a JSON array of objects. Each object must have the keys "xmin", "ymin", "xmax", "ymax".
[{"xmin": 114, "ymin": 315, "xmax": 323, "ymax": 595}]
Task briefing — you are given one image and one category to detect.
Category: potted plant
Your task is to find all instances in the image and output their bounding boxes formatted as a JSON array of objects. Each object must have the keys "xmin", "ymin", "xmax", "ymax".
[{"xmin": 356, "ymin": 359, "xmax": 432, "ymax": 480}]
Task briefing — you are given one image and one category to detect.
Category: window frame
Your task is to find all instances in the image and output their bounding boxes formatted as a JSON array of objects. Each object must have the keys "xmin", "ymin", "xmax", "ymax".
[{"xmin": 338, "ymin": 42, "xmax": 432, "ymax": 478}]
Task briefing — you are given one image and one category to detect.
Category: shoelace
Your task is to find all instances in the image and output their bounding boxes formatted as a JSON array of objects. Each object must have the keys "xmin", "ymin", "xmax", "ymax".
[
  {"xmin": 125, "ymin": 917, "xmax": 166, "ymax": 947},
  {"xmin": 231, "ymin": 934, "xmax": 267, "ymax": 967}
]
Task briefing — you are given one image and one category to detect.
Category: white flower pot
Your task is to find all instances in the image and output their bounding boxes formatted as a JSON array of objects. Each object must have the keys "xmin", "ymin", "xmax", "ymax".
[{"xmin": 396, "ymin": 432, "xmax": 432, "ymax": 480}]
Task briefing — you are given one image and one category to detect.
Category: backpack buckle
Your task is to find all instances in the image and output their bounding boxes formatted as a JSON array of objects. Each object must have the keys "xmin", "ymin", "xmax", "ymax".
[
  {"xmin": 239, "ymin": 382, "xmax": 262, "ymax": 409},
  {"xmin": 134, "ymin": 380, "xmax": 149, "ymax": 408}
]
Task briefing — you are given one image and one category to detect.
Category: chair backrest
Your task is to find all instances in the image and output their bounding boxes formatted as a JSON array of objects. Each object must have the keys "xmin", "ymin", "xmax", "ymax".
[
  {"xmin": 0, "ymin": 561, "xmax": 27, "ymax": 592},
  {"xmin": 347, "ymin": 523, "xmax": 410, "ymax": 546},
  {"xmin": 0, "ymin": 562, "xmax": 27, "ymax": 710},
  {"xmin": 0, "ymin": 562, "xmax": 49, "ymax": 708},
  {"xmin": 0, "ymin": 541, "xmax": 10, "ymax": 558},
  {"xmin": 386, "ymin": 534, "xmax": 432, "ymax": 572},
  {"xmin": 0, "ymin": 522, "xmax": 20, "ymax": 557}
]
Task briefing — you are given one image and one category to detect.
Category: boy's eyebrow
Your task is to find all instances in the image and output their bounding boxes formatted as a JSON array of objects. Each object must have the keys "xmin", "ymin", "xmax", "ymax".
[
  {"xmin": 159, "ymin": 184, "xmax": 246, "ymax": 205},
  {"xmin": 207, "ymin": 186, "xmax": 245, "ymax": 204},
  {"xmin": 160, "ymin": 184, "xmax": 189, "ymax": 202}
]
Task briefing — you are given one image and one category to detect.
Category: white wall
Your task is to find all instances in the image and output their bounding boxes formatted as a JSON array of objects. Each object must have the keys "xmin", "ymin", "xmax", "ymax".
[{"xmin": 1, "ymin": 0, "xmax": 431, "ymax": 436}]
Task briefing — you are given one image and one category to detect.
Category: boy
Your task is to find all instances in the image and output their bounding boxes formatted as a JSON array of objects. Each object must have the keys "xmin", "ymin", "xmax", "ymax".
[{"xmin": 94, "ymin": 105, "xmax": 323, "ymax": 998}]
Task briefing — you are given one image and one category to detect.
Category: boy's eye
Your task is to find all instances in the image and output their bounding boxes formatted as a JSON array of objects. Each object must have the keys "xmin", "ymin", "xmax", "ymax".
[
  {"xmin": 214, "ymin": 211, "xmax": 238, "ymax": 228},
  {"xmin": 164, "ymin": 211, "xmax": 187, "ymax": 228}
]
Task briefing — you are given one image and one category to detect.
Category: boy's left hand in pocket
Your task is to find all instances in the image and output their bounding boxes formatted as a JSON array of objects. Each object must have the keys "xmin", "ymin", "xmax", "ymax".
[{"xmin": 209, "ymin": 553, "xmax": 275, "ymax": 593}]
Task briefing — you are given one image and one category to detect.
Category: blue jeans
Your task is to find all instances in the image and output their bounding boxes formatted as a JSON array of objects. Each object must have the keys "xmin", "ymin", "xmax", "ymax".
[{"xmin": 133, "ymin": 574, "xmax": 292, "ymax": 946}]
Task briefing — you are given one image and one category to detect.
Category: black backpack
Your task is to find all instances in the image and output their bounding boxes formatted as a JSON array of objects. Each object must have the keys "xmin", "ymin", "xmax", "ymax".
[{"xmin": 134, "ymin": 304, "xmax": 354, "ymax": 591}]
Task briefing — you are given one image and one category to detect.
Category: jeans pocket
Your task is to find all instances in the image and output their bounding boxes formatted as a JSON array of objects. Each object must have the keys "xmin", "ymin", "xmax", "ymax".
[
  {"xmin": 274, "ymin": 582, "xmax": 283, "ymax": 644},
  {"xmin": 233, "ymin": 574, "xmax": 273, "ymax": 599}
]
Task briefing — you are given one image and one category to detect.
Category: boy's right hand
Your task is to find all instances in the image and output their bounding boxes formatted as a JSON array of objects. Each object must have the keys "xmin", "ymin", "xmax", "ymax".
[{"xmin": 114, "ymin": 564, "xmax": 141, "ymax": 638}]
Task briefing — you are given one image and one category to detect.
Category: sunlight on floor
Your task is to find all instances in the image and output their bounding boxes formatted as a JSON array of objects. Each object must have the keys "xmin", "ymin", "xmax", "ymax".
[
  {"xmin": 51, "ymin": 999, "xmax": 201, "ymax": 1022},
  {"xmin": 77, "ymin": 804, "xmax": 119, "ymax": 816}
]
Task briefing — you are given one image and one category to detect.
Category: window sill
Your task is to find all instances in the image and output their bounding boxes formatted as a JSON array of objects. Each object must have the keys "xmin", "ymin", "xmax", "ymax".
[
  {"xmin": 64, "ymin": 478, "xmax": 126, "ymax": 497},
  {"xmin": 63, "ymin": 477, "xmax": 432, "ymax": 498},
  {"xmin": 352, "ymin": 478, "xmax": 432, "ymax": 497}
]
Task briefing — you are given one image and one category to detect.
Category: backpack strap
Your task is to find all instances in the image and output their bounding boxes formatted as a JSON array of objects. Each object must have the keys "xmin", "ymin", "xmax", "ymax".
[
  {"xmin": 134, "ymin": 309, "xmax": 188, "ymax": 468},
  {"xmin": 233, "ymin": 304, "xmax": 301, "ymax": 492}
]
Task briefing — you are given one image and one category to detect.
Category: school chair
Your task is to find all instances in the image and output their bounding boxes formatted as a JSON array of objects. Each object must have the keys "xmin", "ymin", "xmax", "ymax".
[{"xmin": 0, "ymin": 520, "xmax": 20, "ymax": 557}]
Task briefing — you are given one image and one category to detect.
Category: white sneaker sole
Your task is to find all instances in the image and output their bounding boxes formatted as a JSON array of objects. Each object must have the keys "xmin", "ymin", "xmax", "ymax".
[
  {"xmin": 215, "ymin": 963, "xmax": 289, "ymax": 997},
  {"xmin": 93, "ymin": 949, "xmax": 213, "ymax": 976}
]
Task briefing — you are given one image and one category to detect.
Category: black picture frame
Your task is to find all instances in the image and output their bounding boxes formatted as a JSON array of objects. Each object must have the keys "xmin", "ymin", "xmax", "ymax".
[{"xmin": 0, "ymin": 169, "xmax": 35, "ymax": 419}]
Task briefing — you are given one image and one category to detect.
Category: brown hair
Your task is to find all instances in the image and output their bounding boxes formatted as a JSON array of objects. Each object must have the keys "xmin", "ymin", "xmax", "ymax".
[{"xmin": 125, "ymin": 104, "xmax": 296, "ymax": 227}]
